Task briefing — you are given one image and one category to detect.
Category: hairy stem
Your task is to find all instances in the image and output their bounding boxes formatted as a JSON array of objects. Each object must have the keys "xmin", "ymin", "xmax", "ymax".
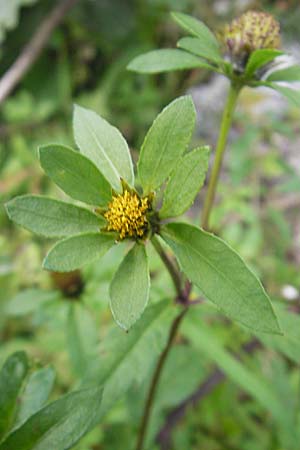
[
  {"xmin": 135, "ymin": 308, "xmax": 187, "ymax": 450},
  {"xmin": 151, "ymin": 235, "xmax": 182, "ymax": 297},
  {"xmin": 201, "ymin": 83, "xmax": 241, "ymax": 230}
]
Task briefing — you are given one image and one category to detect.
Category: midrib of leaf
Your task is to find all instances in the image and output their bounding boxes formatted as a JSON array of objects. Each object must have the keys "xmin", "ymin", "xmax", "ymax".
[
  {"xmin": 127, "ymin": 256, "xmax": 138, "ymax": 318},
  {"xmin": 172, "ymin": 159, "xmax": 199, "ymax": 205},
  {"xmin": 175, "ymin": 235, "xmax": 278, "ymax": 332},
  {"xmin": 82, "ymin": 111, "xmax": 121, "ymax": 184},
  {"xmin": 15, "ymin": 206, "xmax": 98, "ymax": 226},
  {"xmin": 100, "ymin": 303, "xmax": 169, "ymax": 383},
  {"xmin": 49, "ymin": 158, "xmax": 102, "ymax": 199}
]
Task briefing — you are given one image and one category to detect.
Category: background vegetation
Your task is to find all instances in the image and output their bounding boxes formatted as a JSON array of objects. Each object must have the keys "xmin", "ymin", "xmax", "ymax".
[{"xmin": 1, "ymin": 0, "xmax": 300, "ymax": 449}]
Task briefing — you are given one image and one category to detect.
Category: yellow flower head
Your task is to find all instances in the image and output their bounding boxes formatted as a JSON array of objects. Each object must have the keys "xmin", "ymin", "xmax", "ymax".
[
  {"xmin": 223, "ymin": 10, "xmax": 280, "ymax": 61},
  {"xmin": 104, "ymin": 190, "xmax": 151, "ymax": 240}
]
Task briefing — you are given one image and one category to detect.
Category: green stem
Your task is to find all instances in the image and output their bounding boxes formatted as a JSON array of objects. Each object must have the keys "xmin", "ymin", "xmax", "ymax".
[
  {"xmin": 201, "ymin": 82, "xmax": 241, "ymax": 230},
  {"xmin": 136, "ymin": 83, "xmax": 242, "ymax": 450},
  {"xmin": 151, "ymin": 235, "xmax": 182, "ymax": 297},
  {"xmin": 135, "ymin": 308, "xmax": 187, "ymax": 450}
]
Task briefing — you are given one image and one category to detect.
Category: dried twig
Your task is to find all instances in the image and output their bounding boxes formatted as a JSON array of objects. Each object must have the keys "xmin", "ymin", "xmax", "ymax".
[{"xmin": 0, "ymin": 0, "xmax": 78, "ymax": 105}]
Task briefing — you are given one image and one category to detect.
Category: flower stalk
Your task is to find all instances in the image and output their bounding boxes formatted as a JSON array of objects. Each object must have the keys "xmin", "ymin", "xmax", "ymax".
[
  {"xmin": 135, "ymin": 308, "xmax": 187, "ymax": 450},
  {"xmin": 135, "ymin": 82, "xmax": 241, "ymax": 450},
  {"xmin": 201, "ymin": 82, "xmax": 241, "ymax": 230}
]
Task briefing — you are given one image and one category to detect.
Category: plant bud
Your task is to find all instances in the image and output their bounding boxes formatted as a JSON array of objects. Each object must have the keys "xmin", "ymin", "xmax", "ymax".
[{"xmin": 222, "ymin": 10, "xmax": 280, "ymax": 67}]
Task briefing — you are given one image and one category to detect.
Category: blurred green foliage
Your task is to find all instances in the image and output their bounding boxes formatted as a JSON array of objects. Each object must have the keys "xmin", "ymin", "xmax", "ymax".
[{"xmin": 1, "ymin": 1, "xmax": 300, "ymax": 449}]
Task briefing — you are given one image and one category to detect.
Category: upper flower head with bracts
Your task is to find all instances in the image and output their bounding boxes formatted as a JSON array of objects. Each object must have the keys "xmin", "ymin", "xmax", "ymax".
[
  {"xmin": 128, "ymin": 9, "xmax": 300, "ymax": 108},
  {"xmin": 5, "ymin": 97, "xmax": 209, "ymax": 331},
  {"xmin": 223, "ymin": 10, "xmax": 281, "ymax": 65}
]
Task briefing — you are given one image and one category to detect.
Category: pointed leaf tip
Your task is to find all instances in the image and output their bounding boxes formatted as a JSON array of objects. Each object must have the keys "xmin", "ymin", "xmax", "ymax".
[{"xmin": 73, "ymin": 105, "xmax": 134, "ymax": 190}]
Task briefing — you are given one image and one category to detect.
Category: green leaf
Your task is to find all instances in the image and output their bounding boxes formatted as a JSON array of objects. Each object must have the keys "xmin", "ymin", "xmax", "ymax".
[
  {"xmin": 177, "ymin": 36, "xmax": 222, "ymax": 65},
  {"xmin": 0, "ymin": 386, "xmax": 103, "ymax": 450},
  {"xmin": 160, "ymin": 146, "xmax": 210, "ymax": 218},
  {"xmin": 67, "ymin": 304, "xmax": 98, "ymax": 378},
  {"xmin": 245, "ymin": 49, "xmax": 283, "ymax": 76},
  {"xmin": 5, "ymin": 195, "xmax": 104, "ymax": 238},
  {"xmin": 172, "ymin": 12, "xmax": 220, "ymax": 53},
  {"xmin": 261, "ymin": 82, "xmax": 300, "ymax": 108},
  {"xmin": 15, "ymin": 366, "xmax": 55, "ymax": 428},
  {"xmin": 39, "ymin": 145, "xmax": 112, "ymax": 206},
  {"xmin": 127, "ymin": 49, "xmax": 213, "ymax": 74},
  {"xmin": 73, "ymin": 105, "xmax": 134, "ymax": 191},
  {"xmin": 6, "ymin": 289, "xmax": 61, "ymax": 317},
  {"xmin": 161, "ymin": 223, "xmax": 281, "ymax": 334},
  {"xmin": 138, "ymin": 96, "xmax": 196, "ymax": 194},
  {"xmin": 43, "ymin": 232, "xmax": 115, "ymax": 272},
  {"xmin": 110, "ymin": 244, "xmax": 150, "ymax": 330},
  {"xmin": 0, "ymin": 352, "xmax": 29, "ymax": 440},
  {"xmin": 267, "ymin": 65, "xmax": 300, "ymax": 82},
  {"xmin": 84, "ymin": 301, "xmax": 177, "ymax": 418}
]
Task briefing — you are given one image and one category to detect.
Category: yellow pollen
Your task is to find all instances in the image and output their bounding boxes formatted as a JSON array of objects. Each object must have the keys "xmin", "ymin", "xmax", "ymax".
[
  {"xmin": 104, "ymin": 190, "xmax": 150, "ymax": 240},
  {"xmin": 222, "ymin": 10, "xmax": 280, "ymax": 60}
]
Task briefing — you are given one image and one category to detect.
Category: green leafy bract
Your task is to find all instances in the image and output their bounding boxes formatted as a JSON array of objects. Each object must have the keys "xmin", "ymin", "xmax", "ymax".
[
  {"xmin": 73, "ymin": 105, "xmax": 134, "ymax": 191},
  {"xmin": 5, "ymin": 195, "xmax": 104, "ymax": 238},
  {"xmin": 110, "ymin": 243, "xmax": 150, "ymax": 330},
  {"xmin": 245, "ymin": 49, "xmax": 283, "ymax": 77},
  {"xmin": 161, "ymin": 223, "xmax": 281, "ymax": 334},
  {"xmin": 160, "ymin": 146, "xmax": 210, "ymax": 218},
  {"xmin": 43, "ymin": 232, "xmax": 115, "ymax": 272},
  {"xmin": 39, "ymin": 144, "xmax": 112, "ymax": 206},
  {"xmin": 138, "ymin": 96, "xmax": 196, "ymax": 194}
]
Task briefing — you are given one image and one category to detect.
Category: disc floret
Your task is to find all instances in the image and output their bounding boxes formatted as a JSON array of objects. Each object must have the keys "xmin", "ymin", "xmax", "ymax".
[{"xmin": 104, "ymin": 190, "xmax": 151, "ymax": 240}]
